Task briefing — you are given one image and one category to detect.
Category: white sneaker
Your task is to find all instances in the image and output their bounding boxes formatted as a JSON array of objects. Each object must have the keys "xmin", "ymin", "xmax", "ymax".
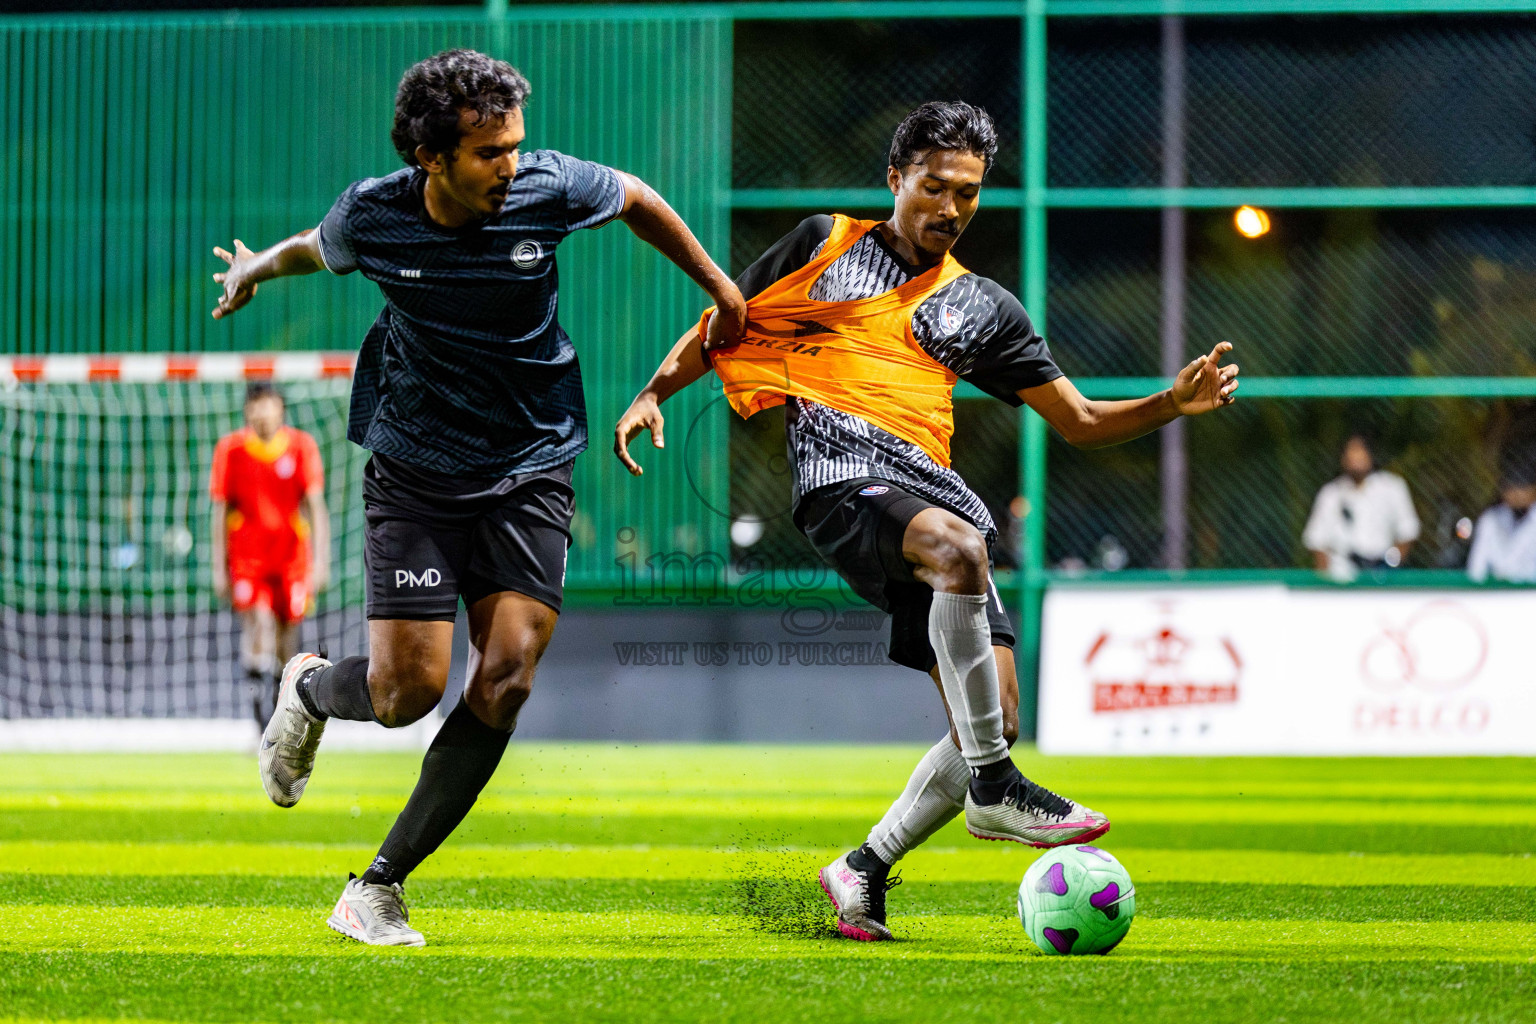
[
  {"xmin": 965, "ymin": 770, "xmax": 1111, "ymax": 848},
  {"xmin": 259, "ymin": 652, "xmax": 330, "ymax": 808},
  {"xmin": 327, "ymin": 874, "xmax": 426, "ymax": 947},
  {"xmin": 818, "ymin": 852, "xmax": 900, "ymax": 941}
]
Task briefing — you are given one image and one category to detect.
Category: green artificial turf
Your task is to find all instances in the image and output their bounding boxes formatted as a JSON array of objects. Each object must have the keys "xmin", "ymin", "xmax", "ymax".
[{"xmin": 1, "ymin": 746, "xmax": 1533, "ymax": 1022}]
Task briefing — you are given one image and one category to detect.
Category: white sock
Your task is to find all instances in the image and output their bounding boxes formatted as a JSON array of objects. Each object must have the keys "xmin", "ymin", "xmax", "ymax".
[
  {"xmin": 866, "ymin": 736, "xmax": 970, "ymax": 865},
  {"xmin": 928, "ymin": 591, "xmax": 1008, "ymax": 766}
]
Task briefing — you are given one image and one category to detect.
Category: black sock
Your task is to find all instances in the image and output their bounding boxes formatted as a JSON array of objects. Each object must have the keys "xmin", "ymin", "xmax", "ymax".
[
  {"xmin": 848, "ymin": 843, "xmax": 890, "ymax": 875},
  {"xmin": 969, "ymin": 755, "xmax": 1018, "ymax": 801},
  {"xmin": 298, "ymin": 656, "xmax": 376, "ymax": 723},
  {"xmin": 361, "ymin": 697, "xmax": 512, "ymax": 886},
  {"xmin": 245, "ymin": 667, "xmax": 267, "ymax": 727},
  {"xmin": 971, "ymin": 755, "xmax": 1015, "ymax": 784}
]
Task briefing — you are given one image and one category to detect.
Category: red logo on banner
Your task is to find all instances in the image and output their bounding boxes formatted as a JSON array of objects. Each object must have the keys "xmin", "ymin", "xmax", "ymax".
[
  {"xmin": 1092, "ymin": 681, "xmax": 1240, "ymax": 713},
  {"xmin": 1359, "ymin": 600, "xmax": 1488, "ymax": 693},
  {"xmin": 1085, "ymin": 617, "xmax": 1243, "ymax": 714},
  {"xmin": 1354, "ymin": 599, "xmax": 1491, "ymax": 737}
]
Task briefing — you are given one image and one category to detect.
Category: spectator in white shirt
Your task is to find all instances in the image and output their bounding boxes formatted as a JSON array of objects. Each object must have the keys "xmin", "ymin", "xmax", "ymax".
[
  {"xmin": 1467, "ymin": 465, "xmax": 1536, "ymax": 583},
  {"xmin": 1303, "ymin": 434, "xmax": 1420, "ymax": 578}
]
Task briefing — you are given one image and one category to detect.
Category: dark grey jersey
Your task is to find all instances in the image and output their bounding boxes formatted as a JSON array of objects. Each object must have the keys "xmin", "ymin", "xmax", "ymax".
[
  {"xmin": 735, "ymin": 215, "xmax": 1063, "ymax": 540},
  {"xmin": 318, "ymin": 151, "xmax": 625, "ymax": 476}
]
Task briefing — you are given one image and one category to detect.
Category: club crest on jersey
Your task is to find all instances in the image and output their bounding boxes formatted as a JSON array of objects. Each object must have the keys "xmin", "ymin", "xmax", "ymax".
[
  {"xmin": 859, "ymin": 485, "xmax": 889, "ymax": 496},
  {"xmin": 275, "ymin": 455, "xmax": 296, "ymax": 480},
  {"xmin": 939, "ymin": 303, "xmax": 965, "ymax": 337},
  {"xmin": 511, "ymin": 239, "xmax": 544, "ymax": 269}
]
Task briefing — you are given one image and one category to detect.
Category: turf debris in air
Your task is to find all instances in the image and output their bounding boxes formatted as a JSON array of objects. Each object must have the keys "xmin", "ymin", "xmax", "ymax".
[{"xmin": 727, "ymin": 836, "xmax": 839, "ymax": 939}]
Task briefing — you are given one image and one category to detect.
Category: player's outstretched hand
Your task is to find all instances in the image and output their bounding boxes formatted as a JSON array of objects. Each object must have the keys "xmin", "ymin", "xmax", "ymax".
[
  {"xmin": 1172, "ymin": 340, "xmax": 1239, "ymax": 416},
  {"xmin": 614, "ymin": 393, "xmax": 666, "ymax": 476},
  {"xmin": 211, "ymin": 240, "xmax": 259, "ymax": 319}
]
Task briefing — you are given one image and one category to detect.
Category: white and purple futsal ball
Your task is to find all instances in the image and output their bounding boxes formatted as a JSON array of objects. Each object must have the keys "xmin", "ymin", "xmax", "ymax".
[{"xmin": 1017, "ymin": 845, "xmax": 1136, "ymax": 956}]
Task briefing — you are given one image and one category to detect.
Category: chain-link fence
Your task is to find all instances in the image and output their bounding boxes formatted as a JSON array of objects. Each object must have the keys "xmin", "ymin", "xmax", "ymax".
[
  {"xmin": 733, "ymin": 12, "xmax": 1536, "ymax": 586},
  {"xmin": 734, "ymin": 19, "xmax": 1022, "ymax": 190},
  {"xmin": 1048, "ymin": 396, "xmax": 1533, "ymax": 571},
  {"xmin": 1049, "ymin": 207, "xmax": 1536, "ymax": 378},
  {"xmin": 1050, "ymin": 15, "xmax": 1536, "ymax": 188},
  {"xmin": 9, "ymin": 5, "xmax": 1531, "ymax": 602}
]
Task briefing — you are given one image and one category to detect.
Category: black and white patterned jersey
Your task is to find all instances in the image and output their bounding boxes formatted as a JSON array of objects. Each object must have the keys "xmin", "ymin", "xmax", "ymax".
[
  {"xmin": 317, "ymin": 151, "xmax": 625, "ymax": 476},
  {"xmin": 735, "ymin": 215, "xmax": 1063, "ymax": 540}
]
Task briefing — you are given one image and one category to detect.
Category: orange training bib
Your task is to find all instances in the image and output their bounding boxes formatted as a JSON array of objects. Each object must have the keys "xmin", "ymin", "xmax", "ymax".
[{"xmin": 705, "ymin": 215, "xmax": 971, "ymax": 467}]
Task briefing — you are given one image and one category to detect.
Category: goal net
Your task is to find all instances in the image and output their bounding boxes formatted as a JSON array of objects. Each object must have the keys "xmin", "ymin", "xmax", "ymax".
[{"xmin": 0, "ymin": 354, "xmax": 367, "ymax": 719}]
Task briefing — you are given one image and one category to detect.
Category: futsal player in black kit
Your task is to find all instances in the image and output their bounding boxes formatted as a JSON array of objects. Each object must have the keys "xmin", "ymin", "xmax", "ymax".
[
  {"xmin": 616, "ymin": 101, "xmax": 1237, "ymax": 942},
  {"xmin": 211, "ymin": 50, "xmax": 745, "ymax": 946}
]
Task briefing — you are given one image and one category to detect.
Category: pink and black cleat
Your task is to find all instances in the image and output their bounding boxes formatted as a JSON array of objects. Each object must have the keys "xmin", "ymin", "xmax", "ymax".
[{"xmin": 818, "ymin": 853, "xmax": 902, "ymax": 941}]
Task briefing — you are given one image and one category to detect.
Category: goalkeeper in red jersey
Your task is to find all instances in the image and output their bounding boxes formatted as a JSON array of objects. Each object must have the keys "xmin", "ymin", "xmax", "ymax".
[{"xmin": 210, "ymin": 382, "xmax": 331, "ymax": 727}]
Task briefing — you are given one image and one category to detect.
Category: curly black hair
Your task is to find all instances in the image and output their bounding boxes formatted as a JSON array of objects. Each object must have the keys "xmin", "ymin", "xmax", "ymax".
[
  {"xmin": 391, "ymin": 49, "xmax": 532, "ymax": 166},
  {"xmin": 888, "ymin": 101, "xmax": 998, "ymax": 178}
]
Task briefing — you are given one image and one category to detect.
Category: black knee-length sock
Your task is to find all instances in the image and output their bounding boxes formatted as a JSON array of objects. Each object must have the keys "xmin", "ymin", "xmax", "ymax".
[
  {"xmin": 297, "ymin": 656, "xmax": 377, "ymax": 723},
  {"xmin": 245, "ymin": 667, "xmax": 269, "ymax": 728},
  {"xmin": 362, "ymin": 697, "xmax": 512, "ymax": 886}
]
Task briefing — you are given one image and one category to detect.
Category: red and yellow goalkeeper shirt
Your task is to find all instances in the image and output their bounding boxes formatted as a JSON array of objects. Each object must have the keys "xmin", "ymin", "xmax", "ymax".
[{"xmin": 209, "ymin": 426, "xmax": 323, "ymax": 575}]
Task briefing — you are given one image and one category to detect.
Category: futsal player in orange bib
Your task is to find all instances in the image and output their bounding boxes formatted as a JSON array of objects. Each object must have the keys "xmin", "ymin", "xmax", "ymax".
[
  {"xmin": 616, "ymin": 101, "xmax": 1239, "ymax": 942},
  {"xmin": 210, "ymin": 382, "xmax": 330, "ymax": 727}
]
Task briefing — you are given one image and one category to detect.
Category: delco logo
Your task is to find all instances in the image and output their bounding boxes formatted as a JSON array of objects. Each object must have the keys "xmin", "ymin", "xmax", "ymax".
[
  {"xmin": 1359, "ymin": 599, "xmax": 1487, "ymax": 693},
  {"xmin": 1354, "ymin": 599, "xmax": 1491, "ymax": 737},
  {"xmin": 395, "ymin": 568, "xmax": 442, "ymax": 588}
]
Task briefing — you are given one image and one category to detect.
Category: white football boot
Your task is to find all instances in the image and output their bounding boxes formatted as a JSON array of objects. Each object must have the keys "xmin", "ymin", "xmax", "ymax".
[
  {"xmin": 327, "ymin": 874, "xmax": 426, "ymax": 947},
  {"xmin": 964, "ymin": 770, "xmax": 1111, "ymax": 848},
  {"xmin": 258, "ymin": 652, "xmax": 330, "ymax": 808},
  {"xmin": 818, "ymin": 852, "xmax": 901, "ymax": 941}
]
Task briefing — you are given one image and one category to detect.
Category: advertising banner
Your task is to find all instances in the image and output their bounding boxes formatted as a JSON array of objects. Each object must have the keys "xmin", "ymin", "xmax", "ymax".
[{"xmin": 1039, "ymin": 586, "xmax": 1536, "ymax": 755}]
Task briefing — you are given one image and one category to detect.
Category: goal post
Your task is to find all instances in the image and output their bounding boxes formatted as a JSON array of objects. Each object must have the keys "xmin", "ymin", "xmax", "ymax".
[{"xmin": 0, "ymin": 353, "xmax": 370, "ymax": 726}]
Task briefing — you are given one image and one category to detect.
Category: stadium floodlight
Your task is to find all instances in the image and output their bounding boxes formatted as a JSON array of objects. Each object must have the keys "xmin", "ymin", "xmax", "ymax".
[{"xmin": 1234, "ymin": 205, "xmax": 1272, "ymax": 238}]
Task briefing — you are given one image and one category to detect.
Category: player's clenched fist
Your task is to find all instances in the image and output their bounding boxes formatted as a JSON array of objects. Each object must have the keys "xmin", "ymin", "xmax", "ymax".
[{"xmin": 703, "ymin": 289, "xmax": 748, "ymax": 353}]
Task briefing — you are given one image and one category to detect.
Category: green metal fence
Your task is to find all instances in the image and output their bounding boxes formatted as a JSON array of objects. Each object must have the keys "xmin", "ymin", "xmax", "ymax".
[
  {"xmin": 5, "ymin": 1, "xmax": 1536, "ymax": 733},
  {"xmin": 1024, "ymin": 1, "xmax": 1536, "ymax": 728},
  {"xmin": 0, "ymin": 7, "xmax": 731, "ymax": 590}
]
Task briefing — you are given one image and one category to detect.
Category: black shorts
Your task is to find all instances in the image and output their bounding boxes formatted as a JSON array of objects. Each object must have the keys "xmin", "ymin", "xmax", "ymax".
[
  {"xmin": 362, "ymin": 453, "xmax": 575, "ymax": 621},
  {"xmin": 796, "ymin": 477, "xmax": 1015, "ymax": 673}
]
